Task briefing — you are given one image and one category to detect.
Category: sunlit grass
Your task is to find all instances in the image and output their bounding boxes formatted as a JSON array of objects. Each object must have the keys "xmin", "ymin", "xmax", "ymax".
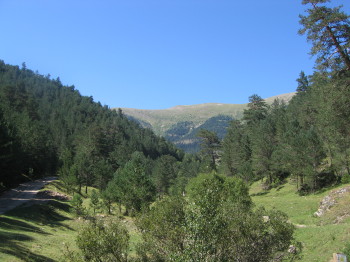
[
  {"xmin": 0, "ymin": 199, "xmax": 80, "ymax": 262},
  {"xmin": 0, "ymin": 181, "xmax": 141, "ymax": 261},
  {"xmin": 251, "ymin": 180, "xmax": 350, "ymax": 262}
]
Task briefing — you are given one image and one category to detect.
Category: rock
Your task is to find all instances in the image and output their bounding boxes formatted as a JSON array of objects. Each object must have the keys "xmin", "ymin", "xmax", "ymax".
[
  {"xmin": 314, "ymin": 186, "xmax": 350, "ymax": 217},
  {"xmin": 288, "ymin": 245, "xmax": 297, "ymax": 254}
]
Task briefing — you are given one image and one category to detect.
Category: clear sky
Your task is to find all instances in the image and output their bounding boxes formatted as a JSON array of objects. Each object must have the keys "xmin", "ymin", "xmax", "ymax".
[{"xmin": 0, "ymin": 0, "xmax": 348, "ymax": 109}]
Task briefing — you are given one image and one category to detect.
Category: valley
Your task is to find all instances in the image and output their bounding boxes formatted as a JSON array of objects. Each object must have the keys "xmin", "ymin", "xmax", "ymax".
[
  {"xmin": 120, "ymin": 92, "xmax": 295, "ymax": 152},
  {"xmin": 1, "ymin": 178, "xmax": 350, "ymax": 261}
]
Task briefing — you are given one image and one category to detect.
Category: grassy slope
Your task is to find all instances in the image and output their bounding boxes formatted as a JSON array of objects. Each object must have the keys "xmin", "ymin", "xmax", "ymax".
[
  {"xmin": 2, "ymin": 176, "xmax": 346, "ymax": 262},
  {"xmin": 0, "ymin": 181, "xmax": 141, "ymax": 262},
  {"xmin": 120, "ymin": 92, "xmax": 295, "ymax": 135},
  {"xmin": 0, "ymin": 181, "xmax": 79, "ymax": 262},
  {"xmin": 251, "ymin": 180, "xmax": 350, "ymax": 262}
]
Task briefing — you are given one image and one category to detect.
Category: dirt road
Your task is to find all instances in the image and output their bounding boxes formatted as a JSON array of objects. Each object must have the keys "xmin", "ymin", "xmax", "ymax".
[{"xmin": 0, "ymin": 177, "xmax": 57, "ymax": 215}]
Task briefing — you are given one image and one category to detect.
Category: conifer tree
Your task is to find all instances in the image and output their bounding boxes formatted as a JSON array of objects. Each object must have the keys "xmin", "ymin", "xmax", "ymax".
[
  {"xmin": 243, "ymin": 94, "xmax": 268, "ymax": 125},
  {"xmin": 296, "ymin": 71, "xmax": 310, "ymax": 93},
  {"xmin": 299, "ymin": 0, "xmax": 350, "ymax": 71},
  {"xmin": 197, "ymin": 129, "xmax": 221, "ymax": 172}
]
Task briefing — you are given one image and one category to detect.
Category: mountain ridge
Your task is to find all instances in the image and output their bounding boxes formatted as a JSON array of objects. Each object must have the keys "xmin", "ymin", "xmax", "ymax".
[{"xmin": 118, "ymin": 92, "xmax": 295, "ymax": 136}]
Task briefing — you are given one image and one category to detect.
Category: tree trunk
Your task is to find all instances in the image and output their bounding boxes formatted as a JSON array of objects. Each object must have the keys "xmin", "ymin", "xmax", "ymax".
[{"xmin": 326, "ymin": 26, "xmax": 350, "ymax": 70}]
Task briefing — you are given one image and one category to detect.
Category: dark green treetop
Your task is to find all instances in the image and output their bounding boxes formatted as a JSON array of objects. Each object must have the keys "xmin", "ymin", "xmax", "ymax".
[
  {"xmin": 243, "ymin": 94, "xmax": 268, "ymax": 124},
  {"xmin": 296, "ymin": 71, "xmax": 310, "ymax": 93}
]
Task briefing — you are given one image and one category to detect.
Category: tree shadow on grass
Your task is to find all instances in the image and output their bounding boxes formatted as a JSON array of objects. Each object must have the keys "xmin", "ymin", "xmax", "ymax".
[
  {"xmin": 0, "ymin": 216, "xmax": 49, "ymax": 235},
  {"xmin": 5, "ymin": 200, "xmax": 73, "ymax": 230},
  {"xmin": 0, "ymin": 231, "xmax": 55, "ymax": 262},
  {"xmin": 49, "ymin": 180, "xmax": 67, "ymax": 193},
  {"xmin": 250, "ymin": 191, "xmax": 270, "ymax": 197}
]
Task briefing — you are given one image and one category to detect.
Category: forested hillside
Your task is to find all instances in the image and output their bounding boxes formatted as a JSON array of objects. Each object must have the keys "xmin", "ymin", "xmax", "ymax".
[
  {"xmin": 221, "ymin": 0, "xmax": 350, "ymax": 194},
  {"xmin": 0, "ymin": 61, "xmax": 183, "ymax": 190},
  {"xmin": 1, "ymin": 0, "xmax": 350, "ymax": 261},
  {"xmin": 164, "ymin": 115, "xmax": 233, "ymax": 153}
]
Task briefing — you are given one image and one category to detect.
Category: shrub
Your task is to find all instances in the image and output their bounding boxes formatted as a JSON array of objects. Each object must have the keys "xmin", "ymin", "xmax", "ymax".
[
  {"xmin": 71, "ymin": 194, "xmax": 85, "ymax": 217},
  {"xmin": 76, "ymin": 218, "xmax": 129, "ymax": 262},
  {"xmin": 341, "ymin": 173, "xmax": 350, "ymax": 184},
  {"xmin": 137, "ymin": 173, "xmax": 296, "ymax": 261}
]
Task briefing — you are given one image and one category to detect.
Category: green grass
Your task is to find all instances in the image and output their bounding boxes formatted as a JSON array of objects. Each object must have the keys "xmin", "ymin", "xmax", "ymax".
[
  {"xmin": 0, "ymin": 199, "xmax": 79, "ymax": 262},
  {"xmin": 5, "ymin": 176, "xmax": 347, "ymax": 261},
  {"xmin": 0, "ymin": 181, "xmax": 142, "ymax": 261},
  {"xmin": 251, "ymin": 180, "xmax": 350, "ymax": 262}
]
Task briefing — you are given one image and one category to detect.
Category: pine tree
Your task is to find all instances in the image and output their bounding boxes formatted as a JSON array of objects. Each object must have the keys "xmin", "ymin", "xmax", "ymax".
[
  {"xmin": 89, "ymin": 189, "xmax": 100, "ymax": 215},
  {"xmin": 299, "ymin": 0, "xmax": 350, "ymax": 71},
  {"xmin": 243, "ymin": 94, "xmax": 268, "ymax": 125},
  {"xmin": 222, "ymin": 120, "xmax": 253, "ymax": 182},
  {"xmin": 197, "ymin": 129, "xmax": 221, "ymax": 172},
  {"xmin": 296, "ymin": 71, "xmax": 310, "ymax": 93}
]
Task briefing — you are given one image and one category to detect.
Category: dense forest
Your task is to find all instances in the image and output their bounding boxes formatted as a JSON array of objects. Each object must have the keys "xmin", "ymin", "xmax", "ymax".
[
  {"xmin": 1, "ymin": 0, "xmax": 350, "ymax": 261},
  {"xmin": 0, "ymin": 60, "xmax": 189, "ymax": 192},
  {"xmin": 220, "ymin": 0, "xmax": 350, "ymax": 194}
]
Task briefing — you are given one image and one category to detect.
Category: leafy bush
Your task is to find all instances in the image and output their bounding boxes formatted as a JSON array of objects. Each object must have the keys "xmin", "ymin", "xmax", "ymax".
[
  {"xmin": 341, "ymin": 173, "xmax": 350, "ymax": 184},
  {"xmin": 76, "ymin": 218, "xmax": 129, "ymax": 262},
  {"xmin": 71, "ymin": 194, "xmax": 85, "ymax": 217},
  {"xmin": 343, "ymin": 242, "xmax": 350, "ymax": 259},
  {"xmin": 137, "ymin": 173, "xmax": 296, "ymax": 261}
]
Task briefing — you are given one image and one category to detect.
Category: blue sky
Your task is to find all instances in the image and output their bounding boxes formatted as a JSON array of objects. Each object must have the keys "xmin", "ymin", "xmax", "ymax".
[{"xmin": 0, "ymin": 0, "xmax": 348, "ymax": 109}]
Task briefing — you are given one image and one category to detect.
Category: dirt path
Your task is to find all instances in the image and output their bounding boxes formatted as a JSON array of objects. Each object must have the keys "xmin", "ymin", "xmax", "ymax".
[{"xmin": 0, "ymin": 177, "xmax": 57, "ymax": 215}]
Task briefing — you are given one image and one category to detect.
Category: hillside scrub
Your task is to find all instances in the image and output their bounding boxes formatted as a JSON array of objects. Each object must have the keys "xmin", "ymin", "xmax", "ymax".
[
  {"xmin": 251, "ymin": 179, "xmax": 350, "ymax": 261},
  {"xmin": 136, "ymin": 174, "xmax": 297, "ymax": 262}
]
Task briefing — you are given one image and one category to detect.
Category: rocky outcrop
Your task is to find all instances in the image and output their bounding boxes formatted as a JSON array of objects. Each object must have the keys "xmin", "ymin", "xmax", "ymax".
[{"xmin": 314, "ymin": 186, "xmax": 350, "ymax": 217}]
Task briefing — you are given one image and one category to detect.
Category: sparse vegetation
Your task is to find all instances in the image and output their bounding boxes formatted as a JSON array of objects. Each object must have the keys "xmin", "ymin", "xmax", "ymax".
[{"xmin": 251, "ymin": 180, "xmax": 350, "ymax": 261}]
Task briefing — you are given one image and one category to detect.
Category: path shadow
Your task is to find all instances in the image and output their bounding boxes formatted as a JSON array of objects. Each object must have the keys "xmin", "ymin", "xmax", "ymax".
[
  {"xmin": 0, "ymin": 231, "xmax": 55, "ymax": 262},
  {"xmin": 49, "ymin": 180, "xmax": 66, "ymax": 193},
  {"xmin": 5, "ymin": 200, "xmax": 73, "ymax": 230},
  {"xmin": 0, "ymin": 217, "xmax": 49, "ymax": 235}
]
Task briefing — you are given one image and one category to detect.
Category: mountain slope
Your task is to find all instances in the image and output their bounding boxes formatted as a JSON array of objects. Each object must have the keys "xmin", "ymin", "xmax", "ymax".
[
  {"xmin": 165, "ymin": 115, "xmax": 234, "ymax": 153},
  {"xmin": 120, "ymin": 92, "xmax": 295, "ymax": 136}
]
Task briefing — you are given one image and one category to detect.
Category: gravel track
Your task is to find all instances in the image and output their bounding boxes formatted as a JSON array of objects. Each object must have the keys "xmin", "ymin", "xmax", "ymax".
[{"xmin": 0, "ymin": 177, "xmax": 57, "ymax": 215}]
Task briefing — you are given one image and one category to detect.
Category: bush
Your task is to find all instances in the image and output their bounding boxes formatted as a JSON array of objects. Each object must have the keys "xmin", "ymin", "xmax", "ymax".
[
  {"xmin": 341, "ymin": 173, "xmax": 350, "ymax": 184},
  {"xmin": 76, "ymin": 218, "xmax": 129, "ymax": 262},
  {"xmin": 343, "ymin": 242, "xmax": 350, "ymax": 258},
  {"xmin": 137, "ymin": 173, "xmax": 296, "ymax": 262},
  {"xmin": 71, "ymin": 194, "xmax": 85, "ymax": 217}
]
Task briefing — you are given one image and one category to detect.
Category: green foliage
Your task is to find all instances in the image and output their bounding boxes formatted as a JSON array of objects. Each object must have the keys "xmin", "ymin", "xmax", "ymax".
[
  {"xmin": 100, "ymin": 185, "xmax": 117, "ymax": 215},
  {"xmin": 89, "ymin": 189, "xmax": 100, "ymax": 215},
  {"xmin": 243, "ymin": 94, "xmax": 268, "ymax": 125},
  {"xmin": 342, "ymin": 242, "xmax": 350, "ymax": 259},
  {"xmin": 299, "ymin": 0, "xmax": 350, "ymax": 71},
  {"xmin": 136, "ymin": 196, "xmax": 187, "ymax": 261},
  {"xmin": 169, "ymin": 154, "xmax": 201, "ymax": 196},
  {"xmin": 197, "ymin": 129, "xmax": 221, "ymax": 172},
  {"xmin": 222, "ymin": 120, "xmax": 253, "ymax": 180},
  {"xmin": 164, "ymin": 115, "xmax": 233, "ymax": 153},
  {"xmin": 71, "ymin": 194, "xmax": 85, "ymax": 217},
  {"xmin": 76, "ymin": 218, "xmax": 129, "ymax": 262},
  {"xmin": 0, "ymin": 60, "xmax": 182, "ymax": 193},
  {"xmin": 341, "ymin": 173, "xmax": 350, "ymax": 184},
  {"xmin": 152, "ymin": 154, "xmax": 179, "ymax": 196},
  {"xmin": 296, "ymin": 71, "xmax": 310, "ymax": 93},
  {"xmin": 137, "ymin": 174, "xmax": 295, "ymax": 261},
  {"xmin": 110, "ymin": 152, "xmax": 156, "ymax": 215}
]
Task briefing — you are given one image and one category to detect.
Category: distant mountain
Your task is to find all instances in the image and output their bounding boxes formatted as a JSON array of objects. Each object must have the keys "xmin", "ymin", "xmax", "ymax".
[
  {"xmin": 119, "ymin": 92, "xmax": 295, "ymax": 152},
  {"xmin": 164, "ymin": 115, "xmax": 234, "ymax": 153}
]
